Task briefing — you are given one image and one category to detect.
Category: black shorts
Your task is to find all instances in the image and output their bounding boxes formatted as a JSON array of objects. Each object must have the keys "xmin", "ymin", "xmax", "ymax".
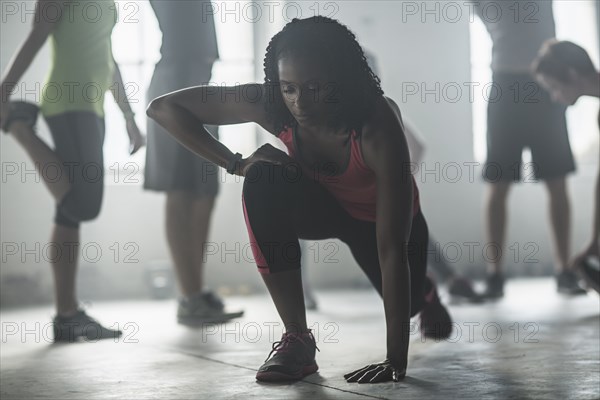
[{"xmin": 484, "ymin": 72, "xmax": 576, "ymax": 182}]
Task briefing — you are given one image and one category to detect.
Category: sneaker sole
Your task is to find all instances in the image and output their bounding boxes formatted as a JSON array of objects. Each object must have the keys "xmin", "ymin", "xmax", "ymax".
[{"xmin": 255, "ymin": 362, "xmax": 319, "ymax": 382}]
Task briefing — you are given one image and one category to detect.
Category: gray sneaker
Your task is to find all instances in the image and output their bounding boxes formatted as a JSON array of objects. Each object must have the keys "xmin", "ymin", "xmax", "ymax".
[
  {"xmin": 177, "ymin": 290, "xmax": 244, "ymax": 326},
  {"xmin": 53, "ymin": 309, "xmax": 122, "ymax": 343}
]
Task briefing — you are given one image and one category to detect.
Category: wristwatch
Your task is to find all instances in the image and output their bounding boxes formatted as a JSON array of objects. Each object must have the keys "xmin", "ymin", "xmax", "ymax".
[{"xmin": 226, "ymin": 152, "xmax": 243, "ymax": 175}]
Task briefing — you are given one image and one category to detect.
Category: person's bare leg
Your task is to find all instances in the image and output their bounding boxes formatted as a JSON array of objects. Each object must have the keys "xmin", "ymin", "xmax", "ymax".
[
  {"xmin": 545, "ymin": 176, "xmax": 571, "ymax": 272},
  {"xmin": 190, "ymin": 196, "xmax": 216, "ymax": 292},
  {"xmin": 49, "ymin": 224, "xmax": 79, "ymax": 316},
  {"xmin": 261, "ymin": 269, "xmax": 308, "ymax": 333},
  {"xmin": 485, "ymin": 181, "xmax": 512, "ymax": 274},
  {"xmin": 9, "ymin": 122, "xmax": 70, "ymax": 202},
  {"xmin": 165, "ymin": 191, "xmax": 199, "ymax": 296}
]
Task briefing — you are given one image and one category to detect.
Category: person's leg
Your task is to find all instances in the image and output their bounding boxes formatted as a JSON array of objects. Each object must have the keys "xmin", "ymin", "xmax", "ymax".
[
  {"xmin": 261, "ymin": 270, "xmax": 308, "ymax": 333},
  {"xmin": 485, "ymin": 181, "xmax": 512, "ymax": 275},
  {"xmin": 190, "ymin": 195, "xmax": 216, "ymax": 292},
  {"xmin": 299, "ymin": 240, "xmax": 318, "ymax": 310},
  {"xmin": 344, "ymin": 210, "xmax": 452, "ymax": 339},
  {"xmin": 544, "ymin": 176, "xmax": 586, "ymax": 294},
  {"xmin": 544, "ymin": 176, "xmax": 571, "ymax": 271},
  {"xmin": 166, "ymin": 191, "xmax": 199, "ymax": 296},
  {"xmin": 8, "ymin": 120, "xmax": 71, "ymax": 203},
  {"xmin": 44, "ymin": 112, "xmax": 119, "ymax": 341},
  {"xmin": 243, "ymin": 161, "xmax": 353, "ymax": 381},
  {"xmin": 50, "ymin": 224, "xmax": 80, "ymax": 316},
  {"xmin": 482, "ymin": 180, "xmax": 512, "ymax": 298}
]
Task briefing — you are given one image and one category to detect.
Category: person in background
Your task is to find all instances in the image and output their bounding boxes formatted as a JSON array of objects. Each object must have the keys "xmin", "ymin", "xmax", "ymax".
[
  {"xmin": 144, "ymin": 0, "xmax": 243, "ymax": 325},
  {"xmin": 533, "ymin": 39, "xmax": 600, "ymax": 293},
  {"xmin": 473, "ymin": 0, "xmax": 586, "ymax": 297},
  {"xmin": 0, "ymin": 0, "xmax": 144, "ymax": 341}
]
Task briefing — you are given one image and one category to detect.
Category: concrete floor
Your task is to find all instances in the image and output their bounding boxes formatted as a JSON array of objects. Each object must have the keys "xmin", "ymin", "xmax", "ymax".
[{"xmin": 1, "ymin": 277, "xmax": 599, "ymax": 400}]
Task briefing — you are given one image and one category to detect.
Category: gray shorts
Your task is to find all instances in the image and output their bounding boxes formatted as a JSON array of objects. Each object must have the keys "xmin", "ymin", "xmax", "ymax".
[{"xmin": 143, "ymin": 61, "xmax": 220, "ymax": 197}]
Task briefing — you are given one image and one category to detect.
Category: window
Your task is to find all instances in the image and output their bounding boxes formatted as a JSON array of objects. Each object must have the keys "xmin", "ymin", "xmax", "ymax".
[{"xmin": 105, "ymin": 0, "xmax": 258, "ymax": 185}]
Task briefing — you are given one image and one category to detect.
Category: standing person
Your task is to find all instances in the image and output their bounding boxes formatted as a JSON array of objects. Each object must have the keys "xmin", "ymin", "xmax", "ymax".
[
  {"xmin": 144, "ymin": 0, "xmax": 243, "ymax": 325},
  {"xmin": 0, "ymin": 0, "xmax": 145, "ymax": 341},
  {"xmin": 147, "ymin": 16, "xmax": 452, "ymax": 383},
  {"xmin": 473, "ymin": 0, "xmax": 586, "ymax": 297},
  {"xmin": 533, "ymin": 40, "xmax": 600, "ymax": 293}
]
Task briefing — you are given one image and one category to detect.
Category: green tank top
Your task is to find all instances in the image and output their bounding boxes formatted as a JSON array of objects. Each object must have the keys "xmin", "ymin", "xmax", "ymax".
[{"xmin": 41, "ymin": 0, "xmax": 117, "ymax": 117}]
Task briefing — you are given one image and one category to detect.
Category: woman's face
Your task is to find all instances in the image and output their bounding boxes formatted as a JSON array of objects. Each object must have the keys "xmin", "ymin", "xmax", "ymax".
[{"xmin": 277, "ymin": 55, "xmax": 341, "ymax": 127}]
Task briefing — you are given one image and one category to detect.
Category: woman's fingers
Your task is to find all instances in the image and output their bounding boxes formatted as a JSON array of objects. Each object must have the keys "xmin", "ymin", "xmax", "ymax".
[
  {"xmin": 344, "ymin": 364, "xmax": 374, "ymax": 382},
  {"xmin": 344, "ymin": 361, "xmax": 406, "ymax": 384},
  {"xmin": 356, "ymin": 365, "xmax": 386, "ymax": 383},
  {"xmin": 368, "ymin": 366, "xmax": 394, "ymax": 383}
]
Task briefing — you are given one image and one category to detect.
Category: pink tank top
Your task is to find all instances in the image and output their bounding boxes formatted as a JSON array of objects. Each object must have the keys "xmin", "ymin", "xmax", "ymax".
[{"xmin": 277, "ymin": 125, "xmax": 420, "ymax": 222}]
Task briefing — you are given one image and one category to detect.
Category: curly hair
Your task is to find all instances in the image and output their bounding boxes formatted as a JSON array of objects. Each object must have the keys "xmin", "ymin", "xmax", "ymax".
[{"xmin": 263, "ymin": 16, "xmax": 384, "ymax": 135}]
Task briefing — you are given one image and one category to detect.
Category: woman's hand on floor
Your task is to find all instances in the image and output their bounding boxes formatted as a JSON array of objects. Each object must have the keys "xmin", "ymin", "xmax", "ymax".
[{"xmin": 344, "ymin": 359, "xmax": 407, "ymax": 383}]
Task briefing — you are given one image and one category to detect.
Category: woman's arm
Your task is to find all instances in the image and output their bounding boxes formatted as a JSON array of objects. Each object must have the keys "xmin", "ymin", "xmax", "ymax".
[
  {"xmin": 385, "ymin": 97, "xmax": 426, "ymax": 164},
  {"xmin": 363, "ymin": 96, "xmax": 414, "ymax": 373},
  {"xmin": 1, "ymin": 0, "xmax": 60, "ymax": 126},
  {"xmin": 146, "ymin": 84, "xmax": 279, "ymax": 175},
  {"xmin": 109, "ymin": 57, "xmax": 136, "ymax": 121},
  {"xmin": 110, "ymin": 57, "xmax": 145, "ymax": 154}
]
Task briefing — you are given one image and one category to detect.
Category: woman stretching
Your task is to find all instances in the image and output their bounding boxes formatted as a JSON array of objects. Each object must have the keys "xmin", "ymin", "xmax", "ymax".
[{"xmin": 147, "ymin": 16, "xmax": 452, "ymax": 384}]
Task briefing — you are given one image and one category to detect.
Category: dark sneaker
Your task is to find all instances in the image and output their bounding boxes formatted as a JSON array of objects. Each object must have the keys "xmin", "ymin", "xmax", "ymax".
[
  {"xmin": 177, "ymin": 290, "xmax": 244, "ymax": 326},
  {"xmin": 2, "ymin": 101, "xmax": 39, "ymax": 132},
  {"xmin": 448, "ymin": 277, "xmax": 483, "ymax": 303},
  {"xmin": 556, "ymin": 270, "xmax": 587, "ymax": 295},
  {"xmin": 483, "ymin": 273, "xmax": 505, "ymax": 299},
  {"xmin": 420, "ymin": 279, "xmax": 453, "ymax": 340},
  {"xmin": 53, "ymin": 309, "xmax": 122, "ymax": 343},
  {"xmin": 577, "ymin": 257, "xmax": 600, "ymax": 294},
  {"xmin": 256, "ymin": 330, "xmax": 320, "ymax": 382}
]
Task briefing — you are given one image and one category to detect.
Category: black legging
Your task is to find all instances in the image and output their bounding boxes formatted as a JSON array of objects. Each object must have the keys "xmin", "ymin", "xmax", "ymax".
[
  {"xmin": 45, "ymin": 111, "xmax": 106, "ymax": 228},
  {"xmin": 242, "ymin": 161, "xmax": 431, "ymax": 316}
]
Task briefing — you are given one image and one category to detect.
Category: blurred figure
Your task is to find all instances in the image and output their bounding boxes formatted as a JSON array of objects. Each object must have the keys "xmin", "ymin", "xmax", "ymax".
[
  {"xmin": 0, "ymin": 0, "xmax": 144, "ymax": 341},
  {"xmin": 144, "ymin": 0, "xmax": 243, "ymax": 325},
  {"xmin": 473, "ymin": 0, "xmax": 585, "ymax": 297},
  {"xmin": 533, "ymin": 40, "xmax": 600, "ymax": 293}
]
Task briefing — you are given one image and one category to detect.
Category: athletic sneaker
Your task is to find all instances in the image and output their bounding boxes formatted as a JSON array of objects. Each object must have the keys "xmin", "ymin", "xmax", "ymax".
[
  {"xmin": 177, "ymin": 290, "xmax": 244, "ymax": 326},
  {"xmin": 556, "ymin": 270, "xmax": 587, "ymax": 295},
  {"xmin": 53, "ymin": 309, "xmax": 122, "ymax": 343},
  {"xmin": 420, "ymin": 280, "xmax": 453, "ymax": 340},
  {"xmin": 577, "ymin": 257, "xmax": 600, "ymax": 294},
  {"xmin": 483, "ymin": 273, "xmax": 505, "ymax": 299},
  {"xmin": 256, "ymin": 330, "xmax": 320, "ymax": 382},
  {"xmin": 448, "ymin": 277, "xmax": 483, "ymax": 303}
]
